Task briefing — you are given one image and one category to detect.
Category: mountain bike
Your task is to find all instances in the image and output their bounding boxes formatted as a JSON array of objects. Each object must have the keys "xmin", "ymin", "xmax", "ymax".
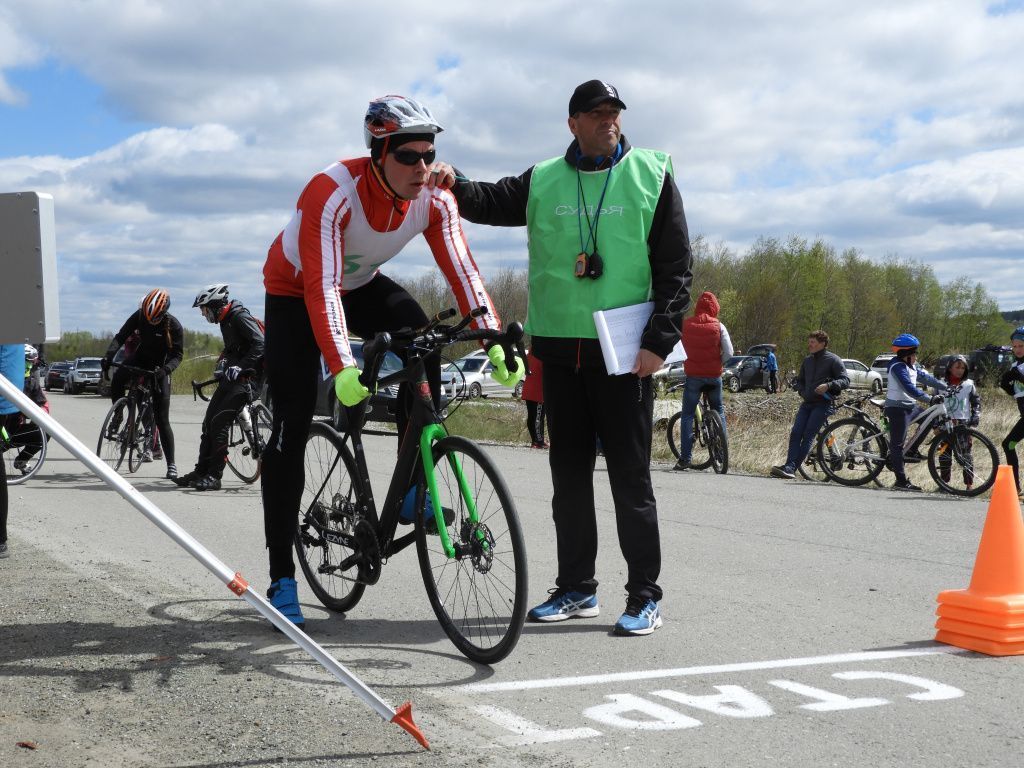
[
  {"xmin": 296, "ymin": 308, "xmax": 529, "ymax": 664},
  {"xmin": 2, "ymin": 416, "xmax": 48, "ymax": 485},
  {"xmin": 798, "ymin": 392, "xmax": 883, "ymax": 483},
  {"xmin": 191, "ymin": 371, "xmax": 272, "ymax": 484},
  {"xmin": 667, "ymin": 384, "xmax": 728, "ymax": 473},
  {"xmin": 815, "ymin": 385, "xmax": 998, "ymax": 496},
  {"xmin": 96, "ymin": 363, "xmax": 158, "ymax": 473}
]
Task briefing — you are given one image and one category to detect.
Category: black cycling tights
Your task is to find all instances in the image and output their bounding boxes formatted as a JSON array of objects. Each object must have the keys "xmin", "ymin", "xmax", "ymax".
[
  {"xmin": 261, "ymin": 275, "xmax": 436, "ymax": 582},
  {"xmin": 110, "ymin": 367, "xmax": 175, "ymax": 465},
  {"xmin": 1003, "ymin": 400, "xmax": 1024, "ymax": 492}
]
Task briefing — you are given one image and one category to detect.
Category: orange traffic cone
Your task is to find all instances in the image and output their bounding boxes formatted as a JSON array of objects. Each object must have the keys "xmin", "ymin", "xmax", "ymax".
[{"xmin": 935, "ymin": 465, "xmax": 1024, "ymax": 655}]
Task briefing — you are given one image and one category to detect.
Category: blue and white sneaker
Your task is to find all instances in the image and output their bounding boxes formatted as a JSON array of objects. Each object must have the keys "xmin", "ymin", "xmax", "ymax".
[
  {"xmin": 527, "ymin": 588, "xmax": 599, "ymax": 622},
  {"xmin": 614, "ymin": 596, "xmax": 663, "ymax": 636},
  {"xmin": 267, "ymin": 577, "xmax": 305, "ymax": 630}
]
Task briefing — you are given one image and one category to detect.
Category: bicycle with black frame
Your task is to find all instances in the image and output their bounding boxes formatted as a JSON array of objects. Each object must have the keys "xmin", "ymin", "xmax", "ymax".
[
  {"xmin": 798, "ymin": 391, "xmax": 883, "ymax": 483},
  {"xmin": 296, "ymin": 307, "xmax": 529, "ymax": 664},
  {"xmin": 191, "ymin": 369, "xmax": 273, "ymax": 484},
  {"xmin": 96, "ymin": 362, "xmax": 159, "ymax": 473},
  {"xmin": 667, "ymin": 382, "xmax": 728, "ymax": 474},
  {"xmin": 2, "ymin": 414, "xmax": 48, "ymax": 485}
]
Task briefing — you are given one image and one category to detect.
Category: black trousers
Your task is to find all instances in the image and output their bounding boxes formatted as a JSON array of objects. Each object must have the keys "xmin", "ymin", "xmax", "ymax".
[
  {"xmin": 0, "ymin": 413, "xmax": 15, "ymax": 543},
  {"xmin": 1003, "ymin": 399, "xmax": 1024, "ymax": 492},
  {"xmin": 111, "ymin": 366, "xmax": 175, "ymax": 464},
  {"xmin": 543, "ymin": 362, "xmax": 662, "ymax": 602},
  {"xmin": 195, "ymin": 380, "xmax": 249, "ymax": 478},
  {"xmin": 261, "ymin": 275, "xmax": 434, "ymax": 581},
  {"xmin": 525, "ymin": 400, "xmax": 546, "ymax": 445}
]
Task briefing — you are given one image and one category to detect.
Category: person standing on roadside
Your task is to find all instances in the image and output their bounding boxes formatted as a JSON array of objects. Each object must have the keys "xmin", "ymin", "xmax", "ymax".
[
  {"xmin": 771, "ymin": 330, "xmax": 849, "ymax": 480},
  {"xmin": 766, "ymin": 347, "xmax": 779, "ymax": 394},
  {"xmin": 522, "ymin": 350, "xmax": 547, "ymax": 449},
  {"xmin": 674, "ymin": 291, "xmax": 732, "ymax": 471},
  {"xmin": 434, "ymin": 79, "xmax": 693, "ymax": 636},
  {"xmin": 999, "ymin": 327, "xmax": 1024, "ymax": 495}
]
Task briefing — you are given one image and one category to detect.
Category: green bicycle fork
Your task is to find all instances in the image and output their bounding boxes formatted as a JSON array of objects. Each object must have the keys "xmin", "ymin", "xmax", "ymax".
[{"xmin": 419, "ymin": 423, "xmax": 485, "ymax": 559}]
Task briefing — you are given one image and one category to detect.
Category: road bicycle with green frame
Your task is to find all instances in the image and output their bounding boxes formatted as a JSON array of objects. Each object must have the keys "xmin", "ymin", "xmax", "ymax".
[{"xmin": 296, "ymin": 308, "xmax": 529, "ymax": 664}]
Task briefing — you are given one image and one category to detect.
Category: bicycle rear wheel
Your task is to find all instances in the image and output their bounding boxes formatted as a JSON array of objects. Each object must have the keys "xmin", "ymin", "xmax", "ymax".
[
  {"xmin": 666, "ymin": 411, "xmax": 682, "ymax": 459},
  {"xmin": 225, "ymin": 404, "xmax": 272, "ymax": 483},
  {"xmin": 127, "ymin": 405, "xmax": 149, "ymax": 473},
  {"xmin": 295, "ymin": 421, "xmax": 366, "ymax": 613},
  {"xmin": 415, "ymin": 435, "xmax": 527, "ymax": 664},
  {"xmin": 816, "ymin": 418, "xmax": 887, "ymax": 486},
  {"xmin": 706, "ymin": 409, "xmax": 729, "ymax": 474},
  {"xmin": 927, "ymin": 427, "xmax": 998, "ymax": 497},
  {"xmin": 96, "ymin": 398, "xmax": 131, "ymax": 472},
  {"xmin": 797, "ymin": 431, "xmax": 832, "ymax": 482},
  {"xmin": 4, "ymin": 421, "xmax": 47, "ymax": 485}
]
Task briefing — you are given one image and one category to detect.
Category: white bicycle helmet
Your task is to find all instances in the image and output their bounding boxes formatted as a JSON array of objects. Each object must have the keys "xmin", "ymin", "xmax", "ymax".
[
  {"xmin": 193, "ymin": 283, "xmax": 230, "ymax": 308},
  {"xmin": 24, "ymin": 344, "xmax": 38, "ymax": 362},
  {"xmin": 363, "ymin": 95, "xmax": 443, "ymax": 148}
]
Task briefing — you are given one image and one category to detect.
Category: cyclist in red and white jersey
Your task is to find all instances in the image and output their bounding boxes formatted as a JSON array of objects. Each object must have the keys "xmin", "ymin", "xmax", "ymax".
[{"xmin": 260, "ymin": 95, "xmax": 507, "ymax": 627}]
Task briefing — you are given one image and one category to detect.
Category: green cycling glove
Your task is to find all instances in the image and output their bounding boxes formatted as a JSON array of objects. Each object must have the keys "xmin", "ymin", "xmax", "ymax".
[
  {"xmin": 487, "ymin": 345, "xmax": 525, "ymax": 388},
  {"xmin": 334, "ymin": 367, "xmax": 372, "ymax": 407}
]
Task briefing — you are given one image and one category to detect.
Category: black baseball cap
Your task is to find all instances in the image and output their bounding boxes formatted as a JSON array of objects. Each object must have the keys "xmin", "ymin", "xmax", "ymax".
[{"xmin": 568, "ymin": 80, "xmax": 627, "ymax": 116}]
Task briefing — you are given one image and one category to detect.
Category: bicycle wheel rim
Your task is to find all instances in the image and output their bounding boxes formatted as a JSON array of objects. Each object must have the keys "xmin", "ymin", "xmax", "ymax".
[
  {"xmin": 96, "ymin": 399, "xmax": 130, "ymax": 472},
  {"xmin": 708, "ymin": 410, "xmax": 729, "ymax": 474},
  {"xmin": 416, "ymin": 435, "xmax": 527, "ymax": 664},
  {"xmin": 127, "ymin": 410, "xmax": 145, "ymax": 473},
  {"xmin": 928, "ymin": 427, "xmax": 998, "ymax": 497},
  {"xmin": 798, "ymin": 435, "xmax": 831, "ymax": 482},
  {"xmin": 225, "ymin": 416, "xmax": 258, "ymax": 483},
  {"xmin": 4, "ymin": 422, "xmax": 47, "ymax": 485},
  {"xmin": 817, "ymin": 418, "xmax": 886, "ymax": 486},
  {"xmin": 295, "ymin": 421, "xmax": 365, "ymax": 613},
  {"xmin": 667, "ymin": 412, "xmax": 682, "ymax": 460}
]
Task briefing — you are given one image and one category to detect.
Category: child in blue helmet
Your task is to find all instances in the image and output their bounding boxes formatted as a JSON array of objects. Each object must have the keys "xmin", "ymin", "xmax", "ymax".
[
  {"xmin": 999, "ymin": 327, "xmax": 1024, "ymax": 495},
  {"xmin": 884, "ymin": 333, "xmax": 945, "ymax": 491}
]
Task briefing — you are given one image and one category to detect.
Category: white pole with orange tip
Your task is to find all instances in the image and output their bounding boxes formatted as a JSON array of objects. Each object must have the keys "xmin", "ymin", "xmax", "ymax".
[{"xmin": 0, "ymin": 374, "xmax": 429, "ymax": 749}]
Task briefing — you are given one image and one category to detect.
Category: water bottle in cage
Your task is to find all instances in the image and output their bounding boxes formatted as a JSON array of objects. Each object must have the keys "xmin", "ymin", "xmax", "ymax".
[{"xmin": 237, "ymin": 406, "xmax": 253, "ymax": 432}]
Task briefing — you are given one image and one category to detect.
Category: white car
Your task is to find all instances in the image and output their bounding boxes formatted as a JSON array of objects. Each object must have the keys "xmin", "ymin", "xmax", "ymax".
[
  {"xmin": 843, "ymin": 358, "xmax": 884, "ymax": 393},
  {"xmin": 870, "ymin": 353, "xmax": 895, "ymax": 388},
  {"xmin": 443, "ymin": 354, "xmax": 524, "ymax": 399}
]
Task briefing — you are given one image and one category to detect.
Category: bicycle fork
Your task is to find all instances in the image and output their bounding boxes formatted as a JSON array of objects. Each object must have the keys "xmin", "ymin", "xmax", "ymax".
[{"xmin": 419, "ymin": 423, "xmax": 486, "ymax": 560}]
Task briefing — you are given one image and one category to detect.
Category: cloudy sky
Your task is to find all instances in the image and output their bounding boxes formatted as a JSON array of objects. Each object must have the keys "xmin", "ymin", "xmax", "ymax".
[{"xmin": 2, "ymin": 0, "xmax": 1022, "ymax": 337}]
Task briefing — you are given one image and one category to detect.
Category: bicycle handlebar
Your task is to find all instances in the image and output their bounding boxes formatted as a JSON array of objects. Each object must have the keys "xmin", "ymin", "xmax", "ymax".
[{"xmin": 191, "ymin": 368, "xmax": 259, "ymax": 402}]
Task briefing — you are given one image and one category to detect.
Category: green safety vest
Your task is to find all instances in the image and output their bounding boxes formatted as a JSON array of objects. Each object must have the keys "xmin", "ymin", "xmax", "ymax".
[{"xmin": 524, "ymin": 147, "xmax": 671, "ymax": 338}]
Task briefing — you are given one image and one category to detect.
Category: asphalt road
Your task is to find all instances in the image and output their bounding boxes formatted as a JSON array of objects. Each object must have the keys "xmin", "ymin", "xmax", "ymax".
[{"xmin": 2, "ymin": 391, "xmax": 1022, "ymax": 767}]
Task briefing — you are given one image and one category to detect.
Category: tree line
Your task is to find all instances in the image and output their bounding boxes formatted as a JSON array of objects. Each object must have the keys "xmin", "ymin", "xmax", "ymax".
[{"xmin": 397, "ymin": 235, "xmax": 1013, "ymax": 371}]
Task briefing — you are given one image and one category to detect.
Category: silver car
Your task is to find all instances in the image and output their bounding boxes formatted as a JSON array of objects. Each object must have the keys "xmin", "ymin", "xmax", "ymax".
[
  {"xmin": 443, "ymin": 353, "xmax": 524, "ymax": 399},
  {"xmin": 842, "ymin": 358, "xmax": 883, "ymax": 393}
]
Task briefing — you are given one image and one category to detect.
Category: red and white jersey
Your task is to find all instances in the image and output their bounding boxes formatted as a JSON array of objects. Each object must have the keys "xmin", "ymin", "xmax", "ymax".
[{"xmin": 264, "ymin": 157, "xmax": 499, "ymax": 374}]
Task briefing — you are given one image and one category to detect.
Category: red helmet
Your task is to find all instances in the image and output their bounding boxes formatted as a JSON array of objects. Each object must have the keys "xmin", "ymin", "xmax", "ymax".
[{"xmin": 140, "ymin": 289, "xmax": 171, "ymax": 324}]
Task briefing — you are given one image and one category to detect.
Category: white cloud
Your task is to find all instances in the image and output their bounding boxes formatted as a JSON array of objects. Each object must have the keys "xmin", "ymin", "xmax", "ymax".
[{"xmin": 0, "ymin": 0, "xmax": 1022, "ymax": 339}]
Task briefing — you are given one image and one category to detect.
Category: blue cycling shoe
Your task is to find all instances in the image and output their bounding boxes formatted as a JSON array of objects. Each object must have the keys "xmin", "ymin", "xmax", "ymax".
[
  {"xmin": 399, "ymin": 486, "xmax": 455, "ymax": 533},
  {"xmin": 267, "ymin": 577, "xmax": 305, "ymax": 629}
]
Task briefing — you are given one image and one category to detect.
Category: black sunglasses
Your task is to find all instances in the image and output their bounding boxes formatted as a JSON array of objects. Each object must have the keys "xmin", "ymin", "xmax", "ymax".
[{"xmin": 391, "ymin": 148, "xmax": 436, "ymax": 166}]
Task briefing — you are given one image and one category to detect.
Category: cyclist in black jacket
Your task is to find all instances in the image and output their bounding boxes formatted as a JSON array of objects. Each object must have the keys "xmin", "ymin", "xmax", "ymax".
[
  {"xmin": 176, "ymin": 284, "xmax": 265, "ymax": 491},
  {"xmin": 102, "ymin": 289, "xmax": 184, "ymax": 480}
]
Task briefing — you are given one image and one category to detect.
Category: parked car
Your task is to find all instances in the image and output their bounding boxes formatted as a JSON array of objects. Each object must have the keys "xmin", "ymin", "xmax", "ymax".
[
  {"xmin": 45, "ymin": 360, "xmax": 73, "ymax": 391},
  {"xmin": 653, "ymin": 361, "xmax": 686, "ymax": 389},
  {"xmin": 443, "ymin": 354, "xmax": 524, "ymax": 399},
  {"xmin": 871, "ymin": 353, "xmax": 895, "ymax": 387},
  {"xmin": 313, "ymin": 340, "xmax": 405, "ymax": 428},
  {"xmin": 65, "ymin": 357, "xmax": 104, "ymax": 394},
  {"xmin": 722, "ymin": 355, "xmax": 767, "ymax": 393},
  {"xmin": 744, "ymin": 343, "xmax": 777, "ymax": 359},
  {"xmin": 933, "ymin": 345, "xmax": 1013, "ymax": 387},
  {"xmin": 841, "ymin": 359, "xmax": 883, "ymax": 393}
]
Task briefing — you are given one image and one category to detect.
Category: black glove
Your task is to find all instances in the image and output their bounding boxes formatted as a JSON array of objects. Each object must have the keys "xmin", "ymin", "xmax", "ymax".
[
  {"xmin": 929, "ymin": 394, "xmax": 944, "ymax": 406},
  {"xmin": 100, "ymin": 358, "xmax": 111, "ymax": 374},
  {"xmin": 156, "ymin": 365, "xmax": 170, "ymax": 379}
]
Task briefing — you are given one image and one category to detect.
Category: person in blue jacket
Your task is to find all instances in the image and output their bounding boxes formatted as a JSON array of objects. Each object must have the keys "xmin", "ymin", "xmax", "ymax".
[
  {"xmin": 884, "ymin": 333, "xmax": 945, "ymax": 491},
  {"xmin": 0, "ymin": 342, "xmax": 25, "ymax": 558}
]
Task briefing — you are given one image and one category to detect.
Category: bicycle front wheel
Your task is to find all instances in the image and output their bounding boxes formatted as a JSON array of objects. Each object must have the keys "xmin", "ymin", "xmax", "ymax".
[
  {"xmin": 798, "ymin": 432, "xmax": 832, "ymax": 482},
  {"xmin": 689, "ymin": 404, "xmax": 714, "ymax": 470},
  {"xmin": 816, "ymin": 418, "xmax": 887, "ymax": 486},
  {"xmin": 295, "ymin": 421, "xmax": 366, "ymax": 613},
  {"xmin": 225, "ymin": 404, "xmax": 272, "ymax": 483},
  {"xmin": 666, "ymin": 411, "xmax": 682, "ymax": 460},
  {"xmin": 97, "ymin": 398, "xmax": 131, "ymax": 472},
  {"xmin": 4, "ymin": 422, "xmax": 47, "ymax": 485},
  {"xmin": 927, "ymin": 427, "xmax": 998, "ymax": 497},
  {"xmin": 415, "ymin": 435, "xmax": 528, "ymax": 664},
  {"xmin": 127, "ymin": 405, "xmax": 149, "ymax": 473},
  {"xmin": 706, "ymin": 409, "xmax": 729, "ymax": 474}
]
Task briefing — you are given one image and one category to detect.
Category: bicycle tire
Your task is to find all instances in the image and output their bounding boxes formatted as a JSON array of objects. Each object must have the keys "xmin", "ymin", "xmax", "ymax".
[
  {"xmin": 927, "ymin": 426, "xmax": 998, "ymax": 497},
  {"xmin": 96, "ymin": 398, "xmax": 131, "ymax": 472},
  {"xmin": 4, "ymin": 421, "xmax": 47, "ymax": 485},
  {"xmin": 666, "ymin": 411, "xmax": 682, "ymax": 459},
  {"xmin": 294, "ymin": 421, "xmax": 366, "ymax": 613},
  {"xmin": 816, "ymin": 417, "xmax": 887, "ymax": 486},
  {"xmin": 797, "ymin": 432, "xmax": 832, "ymax": 482},
  {"xmin": 127, "ymin": 404, "xmax": 150, "ymax": 473},
  {"xmin": 415, "ymin": 435, "xmax": 528, "ymax": 665},
  {"xmin": 225, "ymin": 403, "xmax": 272, "ymax": 483},
  {"xmin": 690, "ymin": 404, "xmax": 714, "ymax": 470},
  {"xmin": 706, "ymin": 409, "xmax": 729, "ymax": 474}
]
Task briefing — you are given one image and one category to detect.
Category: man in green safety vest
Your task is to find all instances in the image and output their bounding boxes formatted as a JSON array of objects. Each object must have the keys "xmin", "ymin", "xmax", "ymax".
[{"xmin": 434, "ymin": 79, "xmax": 693, "ymax": 636}]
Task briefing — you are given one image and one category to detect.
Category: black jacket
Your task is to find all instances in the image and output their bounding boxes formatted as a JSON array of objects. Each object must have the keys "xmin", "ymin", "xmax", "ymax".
[
  {"xmin": 452, "ymin": 135, "xmax": 693, "ymax": 368},
  {"xmin": 793, "ymin": 349, "xmax": 850, "ymax": 403},
  {"xmin": 218, "ymin": 300, "xmax": 265, "ymax": 372},
  {"xmin": 107, "ymin": 312, "xmax": 184, "ymax": 373}
]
